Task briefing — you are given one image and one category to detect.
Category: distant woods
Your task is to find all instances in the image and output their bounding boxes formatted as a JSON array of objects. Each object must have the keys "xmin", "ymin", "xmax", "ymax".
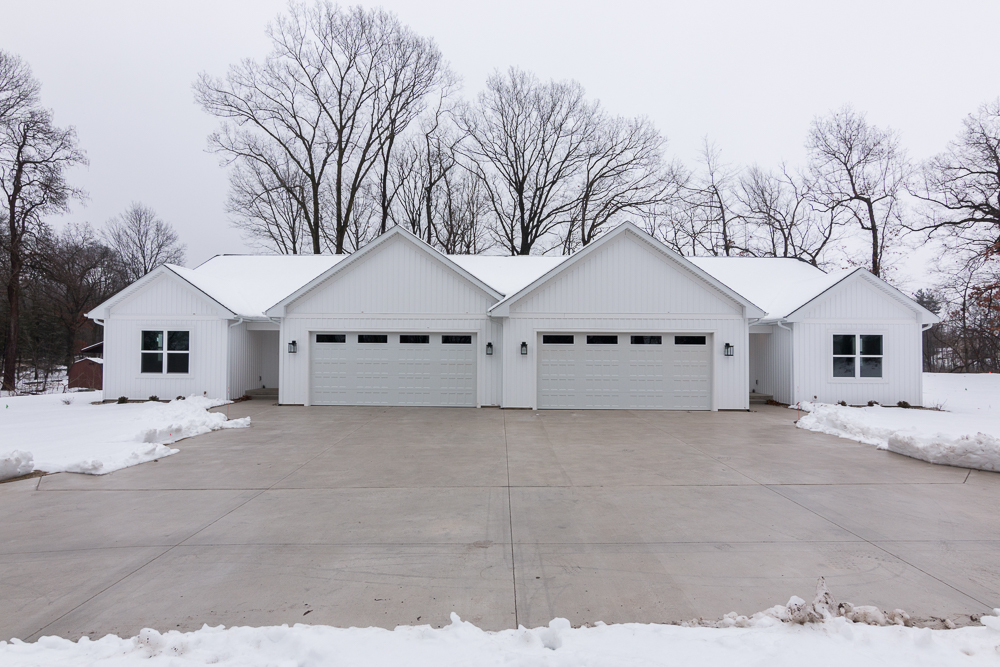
[{"xmin": 0, "ymin": 49, "xmax": 185, "ymax": 391}]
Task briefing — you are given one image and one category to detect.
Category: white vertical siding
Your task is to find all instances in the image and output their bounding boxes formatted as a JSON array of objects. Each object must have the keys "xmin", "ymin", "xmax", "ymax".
[
  {"xmin": 750, "ymin": 326, "xmax": 793, "ymax": 403},
  {"xmin": 227, "ymin": 325, "xmax": 279, "ymax": 399}
]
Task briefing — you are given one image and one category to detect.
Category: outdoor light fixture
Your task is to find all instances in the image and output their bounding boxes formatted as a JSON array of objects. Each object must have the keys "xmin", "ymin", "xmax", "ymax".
[
  {"xmin": 288, "ymin": 340, "xmax": 298, "ymax": 354},
  {"xmin": 486, "ymin": 342, "xmax": 493, "ymax": 356},
  {"xmin": 724, "ymin": 343, "xmax": 734, "ymax": 357},
  {"xmin": 521, "ymin": 341, "xmax": 528, "ymax": 355}
]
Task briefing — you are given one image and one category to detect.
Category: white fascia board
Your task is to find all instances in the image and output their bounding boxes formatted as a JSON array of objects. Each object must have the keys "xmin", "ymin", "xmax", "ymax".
[
  {"xmin": 784, "ymin": 269, "xmax": 940, "ymax": 324},
  {"xmin": 86, "ymin": 265, "xmax": 236, "ymax": 322},
  {"xmin": 488, "ymin": 222, "xmax": 767, "ymax": 319},
  {"xmin": 264, "ymin": 226, "xmax": 503, "ymax": 317}
]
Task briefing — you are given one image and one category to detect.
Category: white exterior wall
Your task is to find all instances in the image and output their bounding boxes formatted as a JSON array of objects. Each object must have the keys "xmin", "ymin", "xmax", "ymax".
[
  {"xmin": 103, "ymin": 273, "xmax": 231, "ymax": 400},
  {"xmin": 277, "ymin": 235, "xmax": 503, "ymax": 406},
  {"xmin": 790, "ymin": 275, "xmax": 923, "ymax": 405},
  {"xmin": 499, "ymin": 232, "xmax": 749, "ymax": 410},
  {"xmin": 750, "ymin": 325, "xmax": 793, "ymax": 403},
  {"xmin": 227, "ymin": 322, "xmax": 257, "ymax": 400}
]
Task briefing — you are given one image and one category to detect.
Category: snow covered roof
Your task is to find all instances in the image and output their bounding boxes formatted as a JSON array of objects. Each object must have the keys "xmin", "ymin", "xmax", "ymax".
[
  {"xmin": 687, "ymin": 257, "xmax": 850, "ymax": 321},
  {"xmin": 170, "ymin": 255, "xmax": 347, "ymax": 319},
  {"xmin": 446, "ymin": 255, "xmax": 568, "ymax": 296}
]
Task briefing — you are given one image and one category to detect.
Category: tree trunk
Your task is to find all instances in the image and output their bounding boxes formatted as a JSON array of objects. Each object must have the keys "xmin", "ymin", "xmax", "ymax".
[
  {"xmin": 866, "ymin": 200, "xmax": 880, "ymax": 277},
  {"xmin": 3, "ymin": 254, "xmax": 20, "ymax": 392}
]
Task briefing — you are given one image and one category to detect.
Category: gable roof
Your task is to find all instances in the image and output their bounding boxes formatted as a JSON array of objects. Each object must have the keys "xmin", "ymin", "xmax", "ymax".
[
  {"xmin": 487, "ymin": 222, "xmax": 767, "ymax": 318},
  {"xmin": 690, "ymin": 257, "xmax": 940, "ymax": 324},
  {"xmin": 446, "ymin": 255, "xmax": 567, "ymax": 295},
  {"xmin": 264, "ymin": 226, "xmax": 504, "ymax": 317}
]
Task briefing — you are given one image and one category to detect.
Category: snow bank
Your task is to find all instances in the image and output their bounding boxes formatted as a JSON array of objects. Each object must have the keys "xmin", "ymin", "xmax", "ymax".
[
  {"xmin": 0, "ymin": 393, "xmax": 250, "ymax": 477},
  {"xmin": 793, "ymin": 373, "xmax": 1000, "ymax": 472},
  {"xmin": 0, "ymin": 450, "xmax": 33, "ymax": 480},
  {"xmin": 1, "ymin": 607, "xmax": 998, "ymax": 667}
]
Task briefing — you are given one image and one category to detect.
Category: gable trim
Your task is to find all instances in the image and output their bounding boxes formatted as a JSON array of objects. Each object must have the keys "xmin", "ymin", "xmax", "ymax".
[
  {"xmin": 87, "ymin": 265, "xmax": 236, "ymax": 321},
  {"xmin": 487, "ymin": 222, "xmax": 766, "ymax": 318},
  {"xmin": 264, "ymin": 226, "xmax": 504, "ymax": 317},
  {"xmin": 784, "ymin": 269, "xmax": 940, "ymax": 324}
]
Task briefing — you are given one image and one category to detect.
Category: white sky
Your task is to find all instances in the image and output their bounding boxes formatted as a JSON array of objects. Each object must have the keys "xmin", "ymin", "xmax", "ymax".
[{"xmin": 2, "ymin": 0, "xmax": 996, "ymax": 290}]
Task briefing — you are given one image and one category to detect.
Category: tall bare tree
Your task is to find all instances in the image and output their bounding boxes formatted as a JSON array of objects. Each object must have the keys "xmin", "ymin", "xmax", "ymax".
[
  {"xmin": 462, "ymin": 68, "xmax": 598, "ymax": 255},
  {"xmin": 737, "ymin": 165, "xmax": 835, "ymax": 265},
  {"xmin": 102, "ymin": 203, "xmax": 185, "ymax": 281},
  {"xmin": 227, "ymin": 158, "xmax": 308, "ymax": 254},
  {"xmin": 670, "ymin": 141, "xmax": 744, "ymax": 256},
  {"xmin": 196, "ymin": 2, "xmax": 450, "ymax": 254},
  {"xmin": 806, "ymin": 106, "xmax": 907, "ymax": 277},
  {"xmin": 910, "ymin": 99, "xmax": 1000, "ymax": 260},
  {"xmin": 0, "ymin": 54, "xmax": 86, "ymax": 391}
]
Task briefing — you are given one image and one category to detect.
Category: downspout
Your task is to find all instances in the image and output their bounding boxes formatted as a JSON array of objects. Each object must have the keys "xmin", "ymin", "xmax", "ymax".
[{"xmin": 776, "ymin": 320, "xmax": 794, "ymax": 405}]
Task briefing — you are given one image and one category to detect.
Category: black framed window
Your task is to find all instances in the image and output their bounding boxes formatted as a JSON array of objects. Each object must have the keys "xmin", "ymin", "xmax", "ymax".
[
  {"xmin": 542, "ymin": 335, "xmax": 574, "ymax": 344},
  {"xmin": 316, "ymin": 334, "xmax": 346, "ymax": 343},
  {"xmin": 631, "ymin": 335, "xmax": 662, "ymax": 345},
  {"xmin": 358, "ymin": 334, "xmax": 388, "ymax": 344},
  {"xmin": 442, "ymin": 335, "xmax": 472, "ymax": 344},
  {"xmin": 141, "ymin": 330, "xmax": 189, "ymax": 373},
  {"xmin": 400, "ymin": 335, "xmax": 430, "ymax": 344},
  {"xmin": 586, "ymin": 335, "xmax": 618, "ymax": 345},
  {"xmin": 834, "ymin": 334, "xmax": 883, "ymax": 378},
  {"xmin": 675, "ymin": 335, "xmax": 706, "ymax": 345}
]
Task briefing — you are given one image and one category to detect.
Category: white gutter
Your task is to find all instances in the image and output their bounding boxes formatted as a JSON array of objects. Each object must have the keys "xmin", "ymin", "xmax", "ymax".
[{"xmin": 921, "ymin": 323, "xmax": 933, "ymax": 331}]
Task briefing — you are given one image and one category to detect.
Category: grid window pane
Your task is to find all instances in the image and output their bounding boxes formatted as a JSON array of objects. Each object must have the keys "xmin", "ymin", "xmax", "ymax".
[
  {"xmin": 832, "ymin": 335, "xmax": 855, "ymax": 355},
  {"xmin": 167, "ymin": 331, "xmax": 189, "ymax": 351},
  {"xmin": 167, "ymin": 353, "xmax": 189, "ymax": 374},
  {"xmin": 141, "ymin": 352, "xmax": 163, "ymax": 373},
  {"xmin": 542, "ymin": 335, "xmax": 574, "ymax": 344},
  {"xmin": 586, "ymin": 335, "xmax": 618, "ymax": 345},
  {"xmin": 860, "ymin": 335, "xmax": 882, "ymax": 356},
  {"xmin": 442, "ymin": 335, "xmax": 472, "ymax": 344},
  {"xmin": 631, "ymin": 335, "xmax": 662, "ymax": 345},
  {"xmin": 400, "ymin": 335, "xmax": 430, "ymax": 344},
  {"xmin": 860, "ymin": 357, "xmax": 882, "ymax": 378},
  {"xmin": 833, "ymin": 357, "xmax": 855, "ymax": 378},
  {"xmin": 142, "ymin": 331, "xmax": 163, "ymax": 351}
]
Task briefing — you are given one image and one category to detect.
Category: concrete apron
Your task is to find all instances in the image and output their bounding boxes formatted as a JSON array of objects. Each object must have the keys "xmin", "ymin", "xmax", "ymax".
[{"xmin": 1, "ymin": 403, "xmax": 997, "ymax": 641}]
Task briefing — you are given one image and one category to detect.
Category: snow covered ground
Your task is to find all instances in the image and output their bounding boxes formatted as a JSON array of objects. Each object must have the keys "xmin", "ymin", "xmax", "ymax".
[
  {"xmin": 2, "ymin": 607, "xmax": 998, "ymax": 666},
  {"xmin": 0, "ymin": 392, "xmax": 250, "ymax": 478},
  {"xmin": 795, "ymin": 373, "xmax": 1000, "ymax": 472}
]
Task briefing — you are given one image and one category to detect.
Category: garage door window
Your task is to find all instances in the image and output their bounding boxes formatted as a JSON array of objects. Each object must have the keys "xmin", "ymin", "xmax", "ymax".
[
  {"xmin": 631, "ymin": 336, "xmax": 662, "ymax": 345},
  {"xmin": 358, "ymin": 334, "xmax": 388, "ymax": 344},
  {"xmin": 542, "ymin": 335, "xmax": 574, "ymax": 344},
  {"xmin": 833, "ymin": 334, "xmax": 883, "ymax": 378},
  {"xmin": 316, "ymin": 334, "xmax": 345, "ymax": 343},
  {"xmin": 586, "ymin": 335, "xmax": 618, "ymax": 344},
  {"xmin": 675, "ymin": 335, "xmax": 706, "ymax": 345},
  {"xmin": 442, "ymin": 335, "xmax": 472, "ymax": 344},
  {"xmin": 401, "ymin": 335, "xmax": 430, "ymax": 344},
  {"xmin": 141, "ymin": 330, "xmax": 189, "ymax": 374}
]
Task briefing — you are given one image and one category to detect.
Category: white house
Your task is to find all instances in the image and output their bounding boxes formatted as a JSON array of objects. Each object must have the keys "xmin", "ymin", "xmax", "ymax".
[{"xmin": 87, "ymin": 222, "xmax": 938, "ymax": 409}]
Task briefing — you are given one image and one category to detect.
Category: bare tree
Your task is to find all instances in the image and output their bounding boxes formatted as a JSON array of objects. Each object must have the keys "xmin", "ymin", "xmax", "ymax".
[
  {"xmin": 807, "ymin": 106, "xmax": 907, "ymax": 277},
  {"xmin": 0, "ymin": 51, "xmax": 38, "ymax": 124},
  {"xmin": 0, "ymin": 61, "xmax": 86, "ymax": 390},
  {"xmin": 670, "ymin": 141, "xmax": 744, "ymax": 256},
  {"xmin": 462, "ymin": 68, "xmax": 598, "ymax": 255},
  {"xmin": 737, "ymin": 165, "xmax": 835, "ymax": 265},
  {"xmin": 564, "ymin": 115, "xmax": 679, "ymax": 252},
  {"xmin": 227, "ymin": 158, "xmax": 309, "ymax": 254},
  {"xmin": 910, "ymin": 99, "xmax": 1000, "ymax": 260},
  {"xmin": 103, "ymin": 203, "xmax": 185, "ymax": 281},
  {"xmin": 196, "ymin": 2, "xmax": 450, "ymax": 254}
]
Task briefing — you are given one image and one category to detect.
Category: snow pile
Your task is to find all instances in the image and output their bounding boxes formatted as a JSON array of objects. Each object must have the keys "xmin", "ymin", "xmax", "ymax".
[
  {"xmin": 0, "ymin": 393, "xmax": 250, "ymax": 477},
  {"xmin": 0, "ymin": 450, "xmax": 33, "ymax": 480},
  {"xmin": 793, "ymin": 374, "xmax": 1000, "ymax": 472},
  {"xmin": 2, "ymin": 605, "xmax": 998, "ymax": 666}
]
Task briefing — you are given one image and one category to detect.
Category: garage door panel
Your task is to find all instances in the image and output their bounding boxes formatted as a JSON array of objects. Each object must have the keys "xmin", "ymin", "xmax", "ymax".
[
  {"xmin": 539, "ymin": 333, "xmax": 711, "ymax": 410},
  {"xmin": 311, "ymin": 333, "xmax": 476, "ymax": 407}
]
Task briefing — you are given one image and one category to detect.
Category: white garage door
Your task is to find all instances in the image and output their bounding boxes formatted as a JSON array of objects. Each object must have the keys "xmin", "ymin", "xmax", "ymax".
[
  {"xmin": 538, "ymin": 333, "xmax": 711, "ymax": 410},
  {"xmin": 311, "ymin": 333, "xmax": 476, "ymax": 406}
]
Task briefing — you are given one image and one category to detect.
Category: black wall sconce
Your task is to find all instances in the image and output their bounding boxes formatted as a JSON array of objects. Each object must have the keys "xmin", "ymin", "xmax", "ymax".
[
  {"xmin": 288, "ymin": 340, "xmax": 298, "ymax": 353},
  {"xmin": 486, "ymin": 342, "xmax": 493, "ymax": 356},
  {"xmin": 520, "ymin": 341, "xmax": 528, "ymax": 355},
  {"xmin": 724, "ymin": 343, "xmax": 734, "ymax": 357}
]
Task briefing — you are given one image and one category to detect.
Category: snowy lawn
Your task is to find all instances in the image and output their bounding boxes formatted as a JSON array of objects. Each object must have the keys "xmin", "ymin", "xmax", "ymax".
[
  {"xmin": 0, "ymin": 392, "xmax": 250, "ymax": 478},
  {"xmin": 795, "ymin": 373, "xmax": 1000, "ymax": 472},
  {"xmin": 2, "ymin": 607, "xmax": 999, "ymax": 666}
]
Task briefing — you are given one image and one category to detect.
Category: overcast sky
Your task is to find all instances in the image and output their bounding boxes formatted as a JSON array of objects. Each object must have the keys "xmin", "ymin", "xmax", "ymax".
[{"xmin": 2, "ymin": 0, "xmax": 996, "ymax": 288}]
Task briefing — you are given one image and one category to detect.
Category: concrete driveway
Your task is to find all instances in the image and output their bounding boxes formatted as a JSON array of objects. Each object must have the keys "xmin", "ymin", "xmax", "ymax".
[{"xmin": 2, "ymin": 403, "xmax": 999, "ymax": 640}]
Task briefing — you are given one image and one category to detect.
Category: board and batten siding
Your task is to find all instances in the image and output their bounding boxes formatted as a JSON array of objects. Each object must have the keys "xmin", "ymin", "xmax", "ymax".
[
  {"xmin": 103, "ymin": 272, "xmax": 232, "ymax": 400},
  {"xmin": 791, "ymin": 275, "xmax": 923, "ymax": 405},
  {"xmin": 500, "ymin": 232, "xmax": 750, "ymax": 410},
  {"xmin": 750, "ymin": 325, "xmax": 793, "ymax": 403},
  {"xmin": 277, "ymin": 235, "xmax": 503, "ymax": 406}
]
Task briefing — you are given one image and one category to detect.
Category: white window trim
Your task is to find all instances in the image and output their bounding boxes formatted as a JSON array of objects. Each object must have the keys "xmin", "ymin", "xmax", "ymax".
[
  {"xmin": 830, "ymin": 333, "xmax": 885, "ymax": 383},
  {"xmin": 139, "ymin": 329, "xmax": 192, "ymax": 376}
]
